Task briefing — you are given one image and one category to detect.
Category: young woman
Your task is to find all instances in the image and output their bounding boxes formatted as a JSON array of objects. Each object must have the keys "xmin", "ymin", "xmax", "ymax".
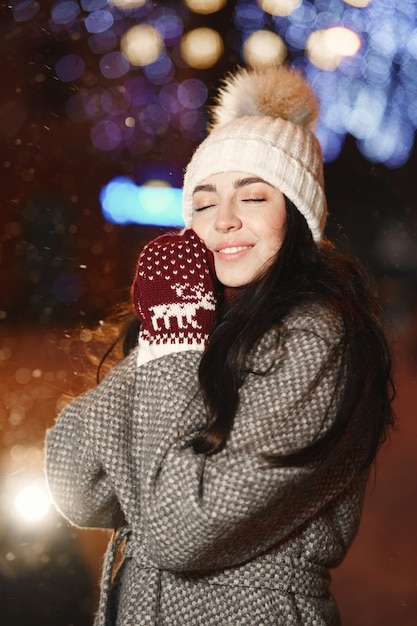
[{"xmin": 46, "ymin": 65, "xmax": 395, "ymax": 625}]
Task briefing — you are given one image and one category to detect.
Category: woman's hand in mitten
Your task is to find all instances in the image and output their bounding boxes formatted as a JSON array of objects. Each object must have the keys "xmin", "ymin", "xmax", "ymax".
[{"xmin": 131, "ymin": 229, "xmax": 218, "ymax": 366}]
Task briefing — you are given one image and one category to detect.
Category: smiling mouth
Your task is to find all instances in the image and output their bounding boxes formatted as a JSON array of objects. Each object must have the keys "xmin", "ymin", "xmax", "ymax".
[{"xmin": 217, "ymin": 245, "xmax": 253, "ymax": 254}]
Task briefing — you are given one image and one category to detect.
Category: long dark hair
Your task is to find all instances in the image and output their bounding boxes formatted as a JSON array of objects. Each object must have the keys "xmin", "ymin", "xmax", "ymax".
[{"xmin": 190, "ymin": 198, "xmax": 395, "ymax": 468}]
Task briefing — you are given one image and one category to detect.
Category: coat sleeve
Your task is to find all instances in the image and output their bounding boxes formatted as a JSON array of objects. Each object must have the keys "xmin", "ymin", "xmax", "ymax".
[
  {"xmin": 139, "ymin": 311, "xmax": 370, "ymax": 572},
  {"xmin": 45, "ymin": 349, "xmax": 140, "ymax": 529}
]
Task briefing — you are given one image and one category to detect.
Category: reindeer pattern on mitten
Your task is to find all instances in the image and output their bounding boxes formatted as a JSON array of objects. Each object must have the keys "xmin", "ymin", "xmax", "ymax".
[{"xmin": 149, "ymin": 284, "xmax": 216, "ymax": 331}]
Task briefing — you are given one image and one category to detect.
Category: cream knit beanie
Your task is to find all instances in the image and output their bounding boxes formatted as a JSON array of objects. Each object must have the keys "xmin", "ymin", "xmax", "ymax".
[{"xmin": 182, "ymin": 65, "xmax": 327, "ymax": 243}]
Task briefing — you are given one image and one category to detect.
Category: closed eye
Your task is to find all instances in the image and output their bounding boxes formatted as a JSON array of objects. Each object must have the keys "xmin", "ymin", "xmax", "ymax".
[{"xmin": 193, "ymin": 204, "xmax": 215, "ymax": 212}]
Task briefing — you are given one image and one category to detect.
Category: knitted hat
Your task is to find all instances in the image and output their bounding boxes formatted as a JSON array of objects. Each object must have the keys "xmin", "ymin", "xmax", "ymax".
[{"xmin": 182, "ymin": 65, "xmax": 327, "ymax": 242}]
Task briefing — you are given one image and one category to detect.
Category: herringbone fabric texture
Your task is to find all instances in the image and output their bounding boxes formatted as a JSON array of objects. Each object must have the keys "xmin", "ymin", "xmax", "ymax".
[{"xmin": 46, "ymin": 304, "xmax": 370, "ymax": 625}]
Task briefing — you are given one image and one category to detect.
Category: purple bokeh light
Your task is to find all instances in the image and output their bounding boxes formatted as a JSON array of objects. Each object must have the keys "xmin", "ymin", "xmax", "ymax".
[
  {"xmin": 55, "ymin": 54, "xmax": 86, "ymax": 82},
  {"xmin": 91, "ymin": 119, "xmax": 122, "ymax": 151},
  {"xmin": 88, "ymin": 30, "xmax": 119, "ymax": 54},
  {"xmin": 177, "ymin": 79, "xmax": 208, "ymax": 110},
  {"xmin": 12, "ymin": 1, "xmax": 40, "ymax": 23},
  {"xmin": 99, "ymin": 51, "xmax": 130, "ymax": 79}
]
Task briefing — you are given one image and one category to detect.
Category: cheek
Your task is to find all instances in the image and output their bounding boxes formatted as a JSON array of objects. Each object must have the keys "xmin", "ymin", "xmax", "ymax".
[
  {"xmin": 190, "ymin": 215, "xmax": 208, "ymax": 243},
  {"xmin": 270, "ymin": 212, "xmax": 287, "ymax": 248},
  {"xmin": 259, "ymin": 228, "xmax": 286, "ymax": 263},
  {"xmin": 258, "ymin": 212, "xmax": 286, "ymax": 251}
]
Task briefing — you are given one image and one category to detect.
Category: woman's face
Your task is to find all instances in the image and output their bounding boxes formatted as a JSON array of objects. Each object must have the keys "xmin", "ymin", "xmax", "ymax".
[{"xmin": 191, "ymin": 171, "xmax": 287, "ymax": 287}]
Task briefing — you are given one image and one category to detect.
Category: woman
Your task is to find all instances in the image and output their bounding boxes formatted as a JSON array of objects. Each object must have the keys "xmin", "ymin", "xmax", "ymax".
[{"xmin": 46, "ymin": 65, "xmax": 395, "ymax": 625}]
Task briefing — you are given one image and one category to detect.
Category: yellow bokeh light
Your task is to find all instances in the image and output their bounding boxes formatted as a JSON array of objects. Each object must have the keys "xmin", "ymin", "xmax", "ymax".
[
  {"xmin": 180, "ymin": 28, "xmax": 224, "ymax": 69},
  {"xmin": 306, "ymin": 27, "xmax": 361, "ymax": 72},
  {"xmin": 343, "ymin": 0, "xmax": 371, "ymax": 7},
  {"xmin": 109, "ymin": 0, "xmax": 148, "ymax": 8},
  {"xmin": 243, "ymin": 30, "xmax": 287, "ymax": 68},
  {"xmin": 15, "ymin": 485, "xmax": 51, "ymax": 523},
  {"xmin": 121, "ymin": 24, "xmax": 164, "ymax": 67},
  {"xmin": 306, "ymin": 30, "xmax": 341, "ymax": 71},
  {"xmin": 183, "ymin": 0, "xmax": 227, "ymax": 14},
  {"xmin": 258, "ymin": 0, "xmax": 301, "ymax": 17},
  {"xmin": 143, "ymin": 179, "xmax": 171, "ymax": 188},
  {"xmin": 324, "ymin": 27, "xmax": 361, "ymax": 57}
]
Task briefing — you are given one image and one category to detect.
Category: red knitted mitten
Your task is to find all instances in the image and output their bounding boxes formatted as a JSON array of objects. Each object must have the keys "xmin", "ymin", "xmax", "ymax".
[{"xmin": 131, "ymin": 229, "xmax": 218, "ymax": 366}]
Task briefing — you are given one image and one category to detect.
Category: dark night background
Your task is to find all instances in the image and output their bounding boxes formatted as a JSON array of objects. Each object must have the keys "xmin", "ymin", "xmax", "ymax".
[{"xmin": 1, "ymin": 2, "xmax": 417, "ymax": 625}]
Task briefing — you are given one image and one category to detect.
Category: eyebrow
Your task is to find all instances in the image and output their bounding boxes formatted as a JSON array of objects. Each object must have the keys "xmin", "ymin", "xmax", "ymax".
[
  {"xmin": 233, "ymin": 176, "xmax": 272, "ymax": 189},
  {"xmin": 192, "ymin": 177, "xmax": 272, "ymax": 195},
  {"xmin": 192, "ymin": 183, "xmax": 216, "ymax": 194}
]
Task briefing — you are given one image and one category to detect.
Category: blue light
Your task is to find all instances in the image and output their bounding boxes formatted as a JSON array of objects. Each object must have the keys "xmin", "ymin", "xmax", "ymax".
[
  {"xmin": 288, "ymin": 3, "xmax": 316, "ymax": 26},
  {"xmin": 315, "ymin": 125, "xmax": 345, "ymax": 163},
  {"xmin": 55, "ymin": 54, "xmax": 86, "ymax": 82},
  {"xmin": 81, "ymin": 0, "xmax": 107, "ymax": 10},
  {"xmin": 99, "ymin": 177, "xmax": 185, "ymax": 227},
  {"xmin": 85, "ymin": 9, "xmax": 114, "ymax": 34},
  {"xmin": 12, "ymin": 1, "xmax": 40, "ymax": 23},
  {"xmin": 51, "ymin": 1, "xmax": 80, "ymax": 25},
  {"xmin": 234, "ymin": 1, "xmax": 266, "ymax": 32}
]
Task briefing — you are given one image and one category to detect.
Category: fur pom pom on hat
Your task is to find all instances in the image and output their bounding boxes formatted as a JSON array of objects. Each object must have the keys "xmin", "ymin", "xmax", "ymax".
[{"xmin": 183, "ymin": 65, "xmax": 327, "ymax": 242}]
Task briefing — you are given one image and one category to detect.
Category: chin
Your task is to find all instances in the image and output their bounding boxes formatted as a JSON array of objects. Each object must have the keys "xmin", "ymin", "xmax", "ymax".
[{"xmin": 219, "ymin": 277, "xmax": 251, "ymax": 288}]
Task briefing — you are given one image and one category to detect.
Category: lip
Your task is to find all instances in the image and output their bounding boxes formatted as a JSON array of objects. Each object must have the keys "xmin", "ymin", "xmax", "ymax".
[{"xmin": 214, "ymin": 241, "xmax": 254, "ymax": 261}]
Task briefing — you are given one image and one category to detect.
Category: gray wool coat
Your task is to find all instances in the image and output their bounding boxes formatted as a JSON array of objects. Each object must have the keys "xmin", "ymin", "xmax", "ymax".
[{"xmin": 46, "ymin": 304, "xmax": 371, "ymax": 625}]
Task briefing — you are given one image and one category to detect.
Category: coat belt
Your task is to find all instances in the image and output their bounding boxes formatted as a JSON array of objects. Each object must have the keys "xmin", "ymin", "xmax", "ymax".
[{"xmin": 123, "ymin": 530, "xmax": 330, "ymax": 598}]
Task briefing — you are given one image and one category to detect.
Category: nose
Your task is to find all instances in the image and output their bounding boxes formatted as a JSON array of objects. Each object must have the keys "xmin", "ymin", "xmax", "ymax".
[{"xmin": 214, "ymin": 200, "xmax": 242, "ymax": 233}]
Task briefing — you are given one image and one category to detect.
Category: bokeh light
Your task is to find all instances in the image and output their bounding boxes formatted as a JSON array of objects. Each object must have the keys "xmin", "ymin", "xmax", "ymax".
[
  {"xmin": 12, "ymin": 1, "xmax": 41, "ymax": 23},
  {"xmin": 55, "ymin": 54, "xmax": 86, "ymax": 82},
  {"xmin": 15, "ymin": 484, "xmax": 51, "ymax": 523},
  {"xmin": 121, "ymin": 24, "xmax": 164, "ymax": 66},
  {"xmin": 343, "ymin": 0, "xmax": 371, "ymax": 7},
  {"xmin": 183, "ymin": 0, "xmax": 228, "ymax": 14},
  {"xmin": 50, "ymin": 0, "xmax": 81, "ymax": 26},
  {"xmin": 88, "ymin": 29, "xmax": 118, "ymax": 54},
  {"xmin": 100, "ymin": 177, "xmax": 184, "ymax": 226},
  {"xmin": 153, "ymin": 12, "xmax": 183, "ymax": 46},
  {"xmin": 259, "ymin": 0, "xmax": 301, "ymax": 17},
  {"xmin": 306, "ymin": 29, "xmax": 344, "ymax": 71},
  {"xmin": 177, "ymin": 79, "xmax": 208, "ymax": 109},
  {"xmin": 91, "ymin": 119, "xmax": 122, "ymax": 150},
  {"xmin": 99, "ymin": 51, "xmax": 130, "ymax": 79},
  {"xmin": 109, "ymin": 0, "xmax": 148, "ymax": 8},
  {"xmin": 143, "ymin": 52, "xmax": 175, "ymax": 84},
  {"xmin": 180, "ymin": 28, "xmax": 224, "ymax": 69},
  {"xmin": 243, "ymin": 30, "xmax": 287, "ymax": 67},
  {"xmin": 12, "ymin": 0, "xmax": 417, "ymax": 168},
  {"xmin": 84, "ymin": 9, "xmax": 114, "ymax": 34},
  {"xmin": 325, "ymin": 27, "xmax": 361, "ymax": 57}
]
